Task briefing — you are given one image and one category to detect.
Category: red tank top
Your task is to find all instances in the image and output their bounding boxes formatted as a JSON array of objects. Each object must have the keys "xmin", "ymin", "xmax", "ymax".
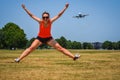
[{"xmin": 38, "ymin": 20, "xmax": 52, "ymax": 38}]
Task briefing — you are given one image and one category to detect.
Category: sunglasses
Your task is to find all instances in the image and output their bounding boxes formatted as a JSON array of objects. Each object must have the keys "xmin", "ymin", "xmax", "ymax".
[{"xmin": 42, "ymin": 16, "xmax": 49, "ymax": 19}]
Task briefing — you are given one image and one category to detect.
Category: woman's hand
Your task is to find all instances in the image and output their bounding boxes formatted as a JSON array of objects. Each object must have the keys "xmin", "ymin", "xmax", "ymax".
[
  {"xmin": 65, "ymin": 3, "xmax": 69, "ymax": 8},
  {"xmin": 22, "ymin": 4, "xmax": 26, "ymax": 9}
]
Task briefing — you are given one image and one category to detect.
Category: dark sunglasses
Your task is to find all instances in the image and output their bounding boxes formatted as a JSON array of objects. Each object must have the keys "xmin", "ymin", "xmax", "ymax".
[{"xmin": 42, "ymin": 16, "xmax": 49, "ymax": 19}]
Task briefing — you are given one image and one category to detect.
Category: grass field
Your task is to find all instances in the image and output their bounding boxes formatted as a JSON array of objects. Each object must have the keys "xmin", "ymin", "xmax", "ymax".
[{"xmin": 0, "ymin": 49, "xmax": 120, "ymax": 80}]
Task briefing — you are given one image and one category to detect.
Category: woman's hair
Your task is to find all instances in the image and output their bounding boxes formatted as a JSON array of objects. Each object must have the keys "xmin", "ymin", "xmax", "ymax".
[{"xmin": 42, "ymin": 11, "xmax": 50, "ymax": 17}]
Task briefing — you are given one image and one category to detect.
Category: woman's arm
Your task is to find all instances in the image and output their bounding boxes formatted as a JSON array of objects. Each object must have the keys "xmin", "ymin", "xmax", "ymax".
[
  {"xmin": 22, "ymin": 4, "xmax": 42, "ymax": 22},
  {"xmin": 51, "ymin": 3, "xmax": 69, "ymax": 23}
]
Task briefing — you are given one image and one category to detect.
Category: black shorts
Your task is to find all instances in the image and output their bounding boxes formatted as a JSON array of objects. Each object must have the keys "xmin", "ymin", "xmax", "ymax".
[{"xmin": 36, "ymin": 36, "xmax": 53, "ymax": 43}]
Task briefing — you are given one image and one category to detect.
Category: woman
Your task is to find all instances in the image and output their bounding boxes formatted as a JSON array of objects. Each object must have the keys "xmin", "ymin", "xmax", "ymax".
[{"xmin": 15, "ymin": 3, "xmax": 80, "ymax": 62}]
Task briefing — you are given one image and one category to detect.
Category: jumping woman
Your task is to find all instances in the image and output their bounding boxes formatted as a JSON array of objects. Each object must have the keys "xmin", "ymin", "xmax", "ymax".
[{"xmin": 15, "ymin": 3, "xmax": 80, "ymax": 62}]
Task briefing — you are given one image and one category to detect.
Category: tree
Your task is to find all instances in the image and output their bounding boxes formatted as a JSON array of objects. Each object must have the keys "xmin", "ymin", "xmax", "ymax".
[
  {"xmin": 117, "ymin": 41, "xmax": 120, "ymax": 49},
  {"xmin": 83, "ymin": 42, "xmax": 93, "ymax": 49},
  {"xmin": 112, "ymin": 42, "xmax": 118, "ymax": 50},
  {"xmin": 102, "ymin": 41, "xmax": 113, "ymax": 50},
  {"xmin": 26, "ymin": 38, "xmax": 35, "ymax": 48},
  {"xmin": 71, "ymin": 41, "xmax": 82, "ymax": 49},
  {"xmin": 66, "ymin": 40, "xmax": 72, "ymax": 49},
  {"xmin": 56, "ymin": 36, "xmax": 67, "ymax": 48},
  {"xmin": 56, "ymin": 36, "xmax": 82, "ymax": 49},
  {"xmin": 1, "ymin": 22, "xmax": 27, "ymax": 49},
  {"xmin": 0, "ymin": 29, "xmax": 5, "ymax": 49}
]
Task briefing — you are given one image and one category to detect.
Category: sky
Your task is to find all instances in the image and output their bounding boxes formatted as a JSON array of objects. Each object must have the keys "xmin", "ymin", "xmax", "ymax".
[{"xmin": 0, "ymin": 0, "xmax": 120, "ymax": 42}]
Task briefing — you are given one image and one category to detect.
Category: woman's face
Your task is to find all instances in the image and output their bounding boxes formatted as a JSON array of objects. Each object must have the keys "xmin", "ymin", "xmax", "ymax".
[{"xmin": 42, "ymin": 14, "xmax": 49, "ymax": 21}]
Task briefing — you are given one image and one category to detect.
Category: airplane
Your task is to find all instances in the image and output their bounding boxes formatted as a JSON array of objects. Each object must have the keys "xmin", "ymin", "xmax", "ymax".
[{"xmin": 73, "ymin": 12, "xmax": 89, "ymax": 19}]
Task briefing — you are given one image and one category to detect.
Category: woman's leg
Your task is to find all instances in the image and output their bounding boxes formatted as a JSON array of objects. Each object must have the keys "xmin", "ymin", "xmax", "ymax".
[
  {"xmin": 15, "ymin": 39, "xmax": 42, "ymax": 62},
  {"xmin": 47, "ymin": 39, "xmax": 75, "ymax": 59}
]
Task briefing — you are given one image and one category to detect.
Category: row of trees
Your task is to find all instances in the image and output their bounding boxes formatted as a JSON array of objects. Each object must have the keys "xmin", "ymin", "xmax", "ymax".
[
  {"xmin": 0, "ymin": 22, "xmax": 120, "ymax": 50},
  {"xmin": 26, "ymin": 35, "xmax": 120, "ymax": 50},
  {"xmin": 55, "ymin": 36, "xmax": 120, "ymax": 50},
  {"xmin": 102, "ymin": 41, "xmax": 120, "ymax": 50}
]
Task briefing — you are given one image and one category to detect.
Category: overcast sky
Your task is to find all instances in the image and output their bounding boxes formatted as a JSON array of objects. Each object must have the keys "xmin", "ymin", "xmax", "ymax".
[{"xmin": 0, "ymin": 0, "xmax": 120, "ymax": 42}]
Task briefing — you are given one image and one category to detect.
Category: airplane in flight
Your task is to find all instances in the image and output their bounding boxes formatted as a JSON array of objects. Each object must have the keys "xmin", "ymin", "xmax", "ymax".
[{"xmin": 73, "ymin": 12, "xmax": 89, "ymax": 19}]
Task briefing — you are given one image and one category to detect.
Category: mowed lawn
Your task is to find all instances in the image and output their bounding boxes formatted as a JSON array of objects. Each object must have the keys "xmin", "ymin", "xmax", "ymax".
[{"xmin": 0, "ymin": 49, "xmax": 120, "ymax": 80}]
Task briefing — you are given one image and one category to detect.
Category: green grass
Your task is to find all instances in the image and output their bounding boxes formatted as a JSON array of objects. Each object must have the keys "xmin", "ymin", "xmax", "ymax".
[{"xmin": 0, "ymin": 49, "xmax": 120, "ymax": 80}]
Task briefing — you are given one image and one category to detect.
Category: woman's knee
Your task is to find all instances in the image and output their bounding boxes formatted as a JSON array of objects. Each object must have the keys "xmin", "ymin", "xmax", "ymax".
[
  {"xmin": 56, "ymin": 46, "xmax": 65, "ymax": 52},
  {"xmin": 27, "ymin": 46, "xmax": 36, "ymax": 52}
]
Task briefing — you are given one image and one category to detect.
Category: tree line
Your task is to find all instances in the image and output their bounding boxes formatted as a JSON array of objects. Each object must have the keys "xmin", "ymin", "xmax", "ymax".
[{"xmin": 0, "ymin": 22, "xmax": 120, "ymax": 50}]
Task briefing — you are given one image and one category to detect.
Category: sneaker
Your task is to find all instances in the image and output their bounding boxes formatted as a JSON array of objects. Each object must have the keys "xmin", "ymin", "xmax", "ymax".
[
  {"xmin": 73, "ymin": 54, "xmax": 80, "ymax": 61},
  {"xmin": 14, "ymin": 58, "xmax": 20, "ymax": 63}
]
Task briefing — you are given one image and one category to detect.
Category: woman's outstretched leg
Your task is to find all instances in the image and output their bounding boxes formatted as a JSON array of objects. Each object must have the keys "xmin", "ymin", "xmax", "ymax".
[
  {"xmin": 47, "ymin": 39, "xmax": 80, "ymax": 60},
  {"xmin": 15, "ymin": 39, "xmax": 42, "ymax": 62}
]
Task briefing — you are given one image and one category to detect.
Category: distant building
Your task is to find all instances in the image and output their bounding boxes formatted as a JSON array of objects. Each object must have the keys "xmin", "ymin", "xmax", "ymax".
[{"xmin": 92, "ymin": 42, "xmax": 103, "ymax": 49}]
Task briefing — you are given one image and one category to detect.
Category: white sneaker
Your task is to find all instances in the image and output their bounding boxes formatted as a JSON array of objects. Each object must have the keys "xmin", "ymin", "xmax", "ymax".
[
  {"xmin": 73, "ymin": 54, "xmax": 80, "ymax": 61},
  {"xmin": 14, "ymin": 58, "xmax": 20, "ymax": 63}
]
